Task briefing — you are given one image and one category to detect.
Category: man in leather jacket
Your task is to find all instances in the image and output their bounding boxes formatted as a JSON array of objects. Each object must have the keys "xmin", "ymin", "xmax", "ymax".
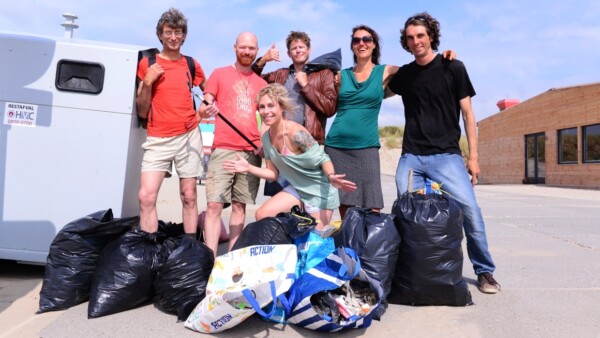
[
  {"xmin": 252, "ymin": 31, "xmax": 338, "ymax": 196},
  {"xmin": 251, "ymin": 31, "xmax": 337, "ymax": 145}
]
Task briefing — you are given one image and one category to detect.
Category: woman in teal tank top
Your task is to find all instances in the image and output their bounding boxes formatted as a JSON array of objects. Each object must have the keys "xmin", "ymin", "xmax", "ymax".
[{"xmin": 324, "ymin": 25, "xmax": 400, "ymax": 219}]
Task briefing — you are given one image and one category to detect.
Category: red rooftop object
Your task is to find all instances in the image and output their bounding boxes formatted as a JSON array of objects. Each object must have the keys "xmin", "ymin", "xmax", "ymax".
[{"xmin": 497, "ymin": 99, "xmax": 520, "ymax": 110}]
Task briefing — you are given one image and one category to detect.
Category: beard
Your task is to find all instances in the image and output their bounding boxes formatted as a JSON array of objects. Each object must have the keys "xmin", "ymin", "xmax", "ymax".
[{"xmin": 236, "ymin": 54, "xmax": 255, "ymax": 67}]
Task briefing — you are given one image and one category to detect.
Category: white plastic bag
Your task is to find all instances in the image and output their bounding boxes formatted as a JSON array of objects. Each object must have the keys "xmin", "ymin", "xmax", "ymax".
[{"xmin": 185, "ymin": 244, "xmax": 297, "ymax": 333}]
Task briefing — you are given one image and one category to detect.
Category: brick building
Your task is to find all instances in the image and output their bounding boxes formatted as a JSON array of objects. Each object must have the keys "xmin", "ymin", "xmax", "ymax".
[{"xmin": 478, "ymin": 82, "xmax": 600, "ymax": 189}]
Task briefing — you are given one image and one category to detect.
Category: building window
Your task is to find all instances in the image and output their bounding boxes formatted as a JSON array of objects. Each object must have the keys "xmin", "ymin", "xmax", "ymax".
[
  {"xmin": 583, "ymin": 123, "xmax": 600, "ymax": 163},
  {"xmin": 558, "ymin": 127, "xmax": 578, "ymax": 164}
]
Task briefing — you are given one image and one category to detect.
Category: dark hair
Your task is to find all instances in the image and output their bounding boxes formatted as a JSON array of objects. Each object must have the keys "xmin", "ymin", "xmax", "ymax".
[
  {"xmin": 286, "ymin": 31, "xmax": 311, "ymax": 50},
  {"xmin": 156, "ymin": 8, "xmax": 188, "ymax": 44},
  {"xmin": 351, "ymin": 25, "xmax": 381, "ymax": 65},
  {"xmin": 400, "ymin": 12, "xmax": 441, "ymax": 52}
]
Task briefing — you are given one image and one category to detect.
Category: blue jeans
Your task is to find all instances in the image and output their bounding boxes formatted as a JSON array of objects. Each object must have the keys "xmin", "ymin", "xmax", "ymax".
[{"xmin": 395, "ymin": 153, "xmax": 496, "ymax": 275}]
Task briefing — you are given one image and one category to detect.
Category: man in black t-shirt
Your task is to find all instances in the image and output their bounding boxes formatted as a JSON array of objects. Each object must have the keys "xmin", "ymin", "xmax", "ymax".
[{"xmin": 388, "ymin": 12, "xmax": 501, "ymax": 294}]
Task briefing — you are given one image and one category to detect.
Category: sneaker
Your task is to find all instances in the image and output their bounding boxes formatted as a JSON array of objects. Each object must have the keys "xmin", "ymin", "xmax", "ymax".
[
  {"xmin": 315, "ymin": 220, "xmax": 343, "ymax": 238},
  {"xmin": 478, "ymin": 272, "xmax": 501, "ymax": 294}
]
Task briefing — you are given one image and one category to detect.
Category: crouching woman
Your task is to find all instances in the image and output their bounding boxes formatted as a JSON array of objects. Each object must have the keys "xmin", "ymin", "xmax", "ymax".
[{"xmin": 223, "ymin": 83, "xmax": 356, "ymax": 230}]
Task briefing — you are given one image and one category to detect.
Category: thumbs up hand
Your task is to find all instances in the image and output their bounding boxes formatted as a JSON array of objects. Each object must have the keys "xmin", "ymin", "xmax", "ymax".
[{"xmin": 262, "ymin": 43, "xmax": 280, "ymax": 63}]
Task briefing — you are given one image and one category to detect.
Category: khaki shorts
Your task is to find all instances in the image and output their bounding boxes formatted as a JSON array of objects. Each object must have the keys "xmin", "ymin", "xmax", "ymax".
[
  {"xmin": 206, "ymin": 148, "xmax": 261, "ymax": 205},
  {"xmin": 141, "ymin": 127, "xmax": 203, "ymax": 178}
]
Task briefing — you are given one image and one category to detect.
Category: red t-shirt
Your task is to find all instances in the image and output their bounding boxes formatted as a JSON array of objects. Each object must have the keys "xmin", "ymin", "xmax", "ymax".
[
  {"xmin": 204, "ymin": 66, "xmax": 267, "ymax": 151},
  {"xmin": 137, "ymin": 56, "xmax": 206, "ymax": 137}
]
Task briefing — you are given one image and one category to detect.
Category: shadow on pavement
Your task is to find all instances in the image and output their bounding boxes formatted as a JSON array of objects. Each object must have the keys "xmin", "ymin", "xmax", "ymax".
[{"xmin": 0, "ymin": 259, "xmax": 45, "ymax": 313}]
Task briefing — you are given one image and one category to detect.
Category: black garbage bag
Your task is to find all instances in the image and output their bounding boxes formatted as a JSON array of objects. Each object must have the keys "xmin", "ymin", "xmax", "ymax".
[
  {"xmin": 275, "ymin": 206, "xmax": 318, "ymax": 240},
  {"xmin": 153, "ymin": 236, "xmax": 215, "ymax": 322},
  {"xmin": 157, "ymin": 220, "xmax": 185, "ymax": 239},
  {"xmin": 37, "ymin": 209, "xmax": 137, "ymax": 313},
  {"xmin": 388, "ymin": 193, "xmax": 473, "ymax": 306},
  {"xmin": 88, "ymin": 229, "xmax": 162, "ymax": 318},
  {"xmin": 231, "ymin": 206, "xmax": 316, "ymax": 250},
  {"xmin": 334, "ymin": 207, "xmax": 400, "ymax": 319}
]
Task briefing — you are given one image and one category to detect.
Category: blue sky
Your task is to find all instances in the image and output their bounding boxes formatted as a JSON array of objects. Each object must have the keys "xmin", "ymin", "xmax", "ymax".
[{"xmin": 1, "ymin": 0, "xmax": 599, "ymax": 127}]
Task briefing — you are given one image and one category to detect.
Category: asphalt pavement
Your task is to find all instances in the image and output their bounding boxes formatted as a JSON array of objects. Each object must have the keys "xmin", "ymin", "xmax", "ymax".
[{"xmin": 1, "ymin": 174, "xmax": 600, "ymax": 338}]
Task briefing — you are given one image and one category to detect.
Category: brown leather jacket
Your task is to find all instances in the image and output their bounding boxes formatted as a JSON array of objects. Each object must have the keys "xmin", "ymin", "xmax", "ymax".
[{"xmin": 252, "ymin": 62, "xmax": 337, "ymax": 144}]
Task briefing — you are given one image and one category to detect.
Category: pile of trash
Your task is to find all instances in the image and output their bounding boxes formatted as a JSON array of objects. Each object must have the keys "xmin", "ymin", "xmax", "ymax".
[
  {"xmin": 38, "ymin": 185, "xmax": 472, "ymax": 334},
  {"xmin": 37, "ymin": 209, "xmax": 214, "ymax": 321}
]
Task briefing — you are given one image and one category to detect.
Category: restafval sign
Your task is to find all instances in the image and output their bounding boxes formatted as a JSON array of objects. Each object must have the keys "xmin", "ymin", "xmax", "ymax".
[{"xmin": 4, "ymin": 102, "xmax": 38, "ymax": 127}]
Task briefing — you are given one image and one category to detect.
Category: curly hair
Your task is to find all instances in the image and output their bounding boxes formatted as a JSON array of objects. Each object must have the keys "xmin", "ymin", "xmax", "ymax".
[
  {"xmin": 257, "ymin": 83, "xmax": 297, "ymax": 119},
  {"xmin": 286, "ymin": 31, "xmax": 311, "ymax": 51},
  {"xmin": 155, "ymin": 8, "xmax": 188, "ymax": 44},
  {"xmin": 351, "ymin": 25, "xmax": 381, "ymax": 65},
  {"xmin": 400, "ymin": 12, "xmax": 441, "ymax": 53}
]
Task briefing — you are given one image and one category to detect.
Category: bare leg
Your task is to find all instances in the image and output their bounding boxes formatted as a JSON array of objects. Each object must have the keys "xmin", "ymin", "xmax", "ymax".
[
  {"xmin": 205, "ymin": 201, "xmax": 224, "ymax": 258},
  {"xmin": 228, "ymin": 201, "xmax": 247, "ymax": 251},
  {"xmin": 138, "ymin": 171, "xmax": 166, "ymax": 233},
  {"xmin": 255, "ymin": 191, "xmax": 302, "ymax": 220},
  {"xmin": 310, "ymin": 209, "xmax": 335, "ymax": 231},
  {"xmin": 179, "ymin": 177, "xmax": 199, "ymax": 235}
]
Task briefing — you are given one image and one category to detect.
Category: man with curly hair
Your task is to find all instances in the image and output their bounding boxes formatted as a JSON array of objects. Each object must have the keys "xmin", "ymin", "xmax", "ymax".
[
  {"xmin": 388, "ymin": 12, "xmax": 501, "ymax": 294},
  {"xmin": 136, "ymin": 8, "xmax": 206, "ymax": 235}
]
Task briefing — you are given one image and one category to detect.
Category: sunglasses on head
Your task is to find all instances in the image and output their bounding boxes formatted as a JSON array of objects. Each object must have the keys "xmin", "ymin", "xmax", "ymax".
[
  {"xmin": 405, "ymin": 15, "xmax": 427, "ymax": 26},
  {"xmin": 352, "ymin": 35, "xmax": 373, "ymax": 44}
]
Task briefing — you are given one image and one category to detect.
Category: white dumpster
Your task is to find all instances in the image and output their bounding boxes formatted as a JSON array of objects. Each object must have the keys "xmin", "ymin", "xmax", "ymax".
[{"xmin": 0, "ymin": 30, "xmax": 148, "ymax": 264}]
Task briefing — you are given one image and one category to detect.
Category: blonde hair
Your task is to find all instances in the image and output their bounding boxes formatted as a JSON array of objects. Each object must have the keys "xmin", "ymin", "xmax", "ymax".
[{"xmin": 257, "ymin": 83, "xmax": 297, "ymax": 117}]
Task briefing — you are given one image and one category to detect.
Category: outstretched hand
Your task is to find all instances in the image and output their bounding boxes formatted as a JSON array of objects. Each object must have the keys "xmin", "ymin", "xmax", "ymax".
[
  {"xmin": 328, "ymin": 173, "xmax": 357, "ymax": 192},
  {"xmin": 223, "ymin": 153, "xmax": 249, "ymax": 173}
]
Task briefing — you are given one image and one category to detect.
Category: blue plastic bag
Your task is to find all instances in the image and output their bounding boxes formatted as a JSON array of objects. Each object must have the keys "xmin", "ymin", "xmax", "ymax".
[
  {"xmin": 294, "ymin": 230, "xmax": 335, "ymax": 278},
  {"xmin": 285, "ymin": 247, "xmax": 383, "ymax": 332}
]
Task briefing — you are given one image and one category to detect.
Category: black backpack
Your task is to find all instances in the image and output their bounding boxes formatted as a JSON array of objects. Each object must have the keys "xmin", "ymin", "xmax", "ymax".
[{"xmin": 136, "ymin": 48, "xmax": 198, "ymax": 126}]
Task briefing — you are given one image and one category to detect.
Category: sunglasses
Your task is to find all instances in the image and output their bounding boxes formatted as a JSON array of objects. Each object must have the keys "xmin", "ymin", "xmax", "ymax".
[
  {"xmin": 405, "ymin": 15, "xmax": 427, "ymax": 26},
  {"xmin": 352, "ymin": 35, "xmax": 374, "ymax": 45}
]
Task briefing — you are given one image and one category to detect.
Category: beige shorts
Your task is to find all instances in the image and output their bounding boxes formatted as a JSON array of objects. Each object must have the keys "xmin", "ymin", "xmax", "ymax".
[
  {"xmin": 141, "ymin": 127, "xmax": 203, "ymax": 178},
  {"xmin": 205, "ymin": 148, "xmax": 261, "ymax": 205}
]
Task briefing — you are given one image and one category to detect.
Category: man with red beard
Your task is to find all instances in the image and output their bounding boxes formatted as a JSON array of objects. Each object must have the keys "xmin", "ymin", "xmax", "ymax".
[{"xmin": 199, "ymin": 32, "xmax": 267, "ymax": 256}]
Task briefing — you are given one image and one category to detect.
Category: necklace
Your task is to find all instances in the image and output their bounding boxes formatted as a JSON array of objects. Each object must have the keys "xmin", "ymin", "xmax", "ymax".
[{"xmin": 232, "ymin": 64, "xmax": 250, "ymax": 97}]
